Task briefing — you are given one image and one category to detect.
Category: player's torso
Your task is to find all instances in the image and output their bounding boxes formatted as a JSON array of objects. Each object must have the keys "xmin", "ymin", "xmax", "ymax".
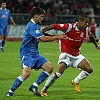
[
  {"xmin": 20, "ymin": 21, "xmax": 40, "ymax": 56},
  {"xmin": 90, "ymin": 23, "xmax": 96, "ymax": 31},
  {"xmin": 0, "ymin": 9, "xmax": 10, "ymax": 28},
  {"xmin": 66, "ymin": 27, "xmax": 86, "ymax": 42},
  {"xmin": 0, "ymin": 9, "xmax": 9, "ymax": 19},
  {"xmin": 60, "ymin": 24, "xmax": 86, "ymax": 56}
]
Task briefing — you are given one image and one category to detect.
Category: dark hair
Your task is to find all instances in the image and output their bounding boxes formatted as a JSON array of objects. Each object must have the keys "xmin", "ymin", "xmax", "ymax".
[
  {"xmin": 31, "ymin": 7, "xmax": 45, "ymax": 18},
  {"xmin": 1, "ymin": 0, "xmax": 6, "ymax": 4},
  {"xmin": 78, "ymin": 14, "xmax": 88, "ymax": 21}
]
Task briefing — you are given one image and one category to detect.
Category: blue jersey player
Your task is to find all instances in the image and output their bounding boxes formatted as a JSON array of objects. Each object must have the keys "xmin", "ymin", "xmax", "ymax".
[
  {"xmin": 0, "ymin": 1, "xmax": 16, "ymax": 52},
  {"xmin": 6, "ymin": 7, "xmax": 66, "ymax": 96}
]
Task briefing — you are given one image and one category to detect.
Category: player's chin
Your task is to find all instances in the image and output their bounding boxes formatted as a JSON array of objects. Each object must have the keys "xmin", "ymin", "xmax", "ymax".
[{"xmin": 37, "ymin": 22, "xmax": 41, "ymax": 24}]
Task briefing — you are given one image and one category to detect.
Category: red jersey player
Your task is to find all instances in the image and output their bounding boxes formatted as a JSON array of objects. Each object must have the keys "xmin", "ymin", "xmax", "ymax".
[
  {"xmin": 89, "ymin": 18, "xmax": 97, "ymax": 38},
  {"xmin": 40, "ymin": 14, "xmax": 100, "ymax": 96}
]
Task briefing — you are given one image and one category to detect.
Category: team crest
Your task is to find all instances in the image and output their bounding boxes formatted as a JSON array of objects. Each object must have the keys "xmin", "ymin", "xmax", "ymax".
[
  {"xmin": 80, "ymin": 32, "xmax": 84, "ymax": 37},
  {"xmin": 36, "ymin": 30, "xmax": 40, "ymax": 34},
  {"xmin": 6, "ymin": 12, "xmax": 8, "ymax": 14},
  {"xmin": 60, "ymin": 24, "xmax": 64, "ymax": 27}
]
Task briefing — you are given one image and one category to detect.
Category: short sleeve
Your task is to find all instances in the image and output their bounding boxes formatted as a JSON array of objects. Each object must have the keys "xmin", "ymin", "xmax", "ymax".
[{"xmin": 29, "ymin": 24, "xmax": 44, "ymax": 38}]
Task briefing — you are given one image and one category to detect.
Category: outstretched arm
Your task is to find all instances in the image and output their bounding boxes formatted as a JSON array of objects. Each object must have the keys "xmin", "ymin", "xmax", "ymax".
[
  {"xmin": 89, "ymin": 34, "xmax": 100, "ymax": 50},
  {"xmin": 42, "ymin": 24, "xmax": 55, "ymax": 36},
  {"xmin": 42, "ymin": 24, "xmax": 54, "ymax": 33},
  {"xmin": 42, "ymin": 32, "xmax": 54, "ymax": 36},
  {"xmin": 39, "ymin": 34, "xmax": 66, "ymax": 42}
]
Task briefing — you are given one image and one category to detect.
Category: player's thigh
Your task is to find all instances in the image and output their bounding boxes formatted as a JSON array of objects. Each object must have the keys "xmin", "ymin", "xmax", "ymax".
[
  {"xmin": 21, "ymin": 55, "xmax": 36, "ymax": 69},
  {"xmin": 41, "ymin": 62, "xmax": 53, "ymax": 73},
  {"xmin": 78, "ymin": 58, "xmax": 93, "ymax": 73},
  {"xmin": 3, "ymin": 28, "xmax": 7, "ymax": 36},
  {"xmin": 0, "ymin": 28, "xmax": 3, "ymax": 39},
  {"xmin": 22, "ymin": 67, "xmax": 31, "ymax": 79}
]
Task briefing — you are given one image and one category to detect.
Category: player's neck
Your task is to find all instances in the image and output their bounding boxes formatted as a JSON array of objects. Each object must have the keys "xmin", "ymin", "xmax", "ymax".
[
  {"xmin": 2, "ymin": 7, "xmax": 6, "ymax": 10},
  {"xmin": 76, "ymin": 24, "xmax": 82, "ymax": 30}
]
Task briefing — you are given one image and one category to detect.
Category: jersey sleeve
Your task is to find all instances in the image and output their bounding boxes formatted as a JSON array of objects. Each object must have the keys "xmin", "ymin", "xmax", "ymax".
[
  {"xmin": 8, "ymin": 10, "xmax": 12, "ymax": 19},
  {"xmin": 54, "ymin": 23, "xmax": 69, "ymax": 31},
  {"xmin": 30, "ymin": 24, "xmax": 44, "ymax": 39}
]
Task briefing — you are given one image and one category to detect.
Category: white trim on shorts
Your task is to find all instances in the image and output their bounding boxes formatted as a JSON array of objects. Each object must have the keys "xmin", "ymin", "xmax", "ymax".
[
  {"xmin": 22, "ymin": 63, "xmax": 28, "ymax": 69},
  {"xmin": 58, "ymin": 53, "xmax": 85, "ymax": 68}
]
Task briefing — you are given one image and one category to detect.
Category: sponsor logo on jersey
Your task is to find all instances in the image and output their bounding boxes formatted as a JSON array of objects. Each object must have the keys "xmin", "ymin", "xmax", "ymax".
[
  {"xmin": 60, "ymin": 24, "xmax": 64, "ymax": 27},
  {"xmin": 2, "ymin": 14, "xmax": 6, "ymax": 18},
  {"xmin": 36, "ymin": 30, "xmax": 40, "ymax": 34},
  {"xmin": 80, "ymin": 32, "xmax": 84, "ymax": 37}
]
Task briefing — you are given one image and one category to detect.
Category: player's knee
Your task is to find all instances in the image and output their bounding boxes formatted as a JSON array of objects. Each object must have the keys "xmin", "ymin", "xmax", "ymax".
[
  {"xmin": 48, "ymin": 66, "xmax": 54, "ymax": 74},
  {"xmin": 42, "ymin": 62, "xmax": 54, "ymax": 74},
  {"xmin": 45, "ymin": 65, "xmax": 53, "ymax": 74},
  {"xmin": 87, "ymin": 67, "xmax": 93, "ymax": 74},
  {"xmin": 22, "ymin": 72, "xmax": 31, "ymax": 80},
  {"xmin": 89, "ymin": 67, "xmax": 93, "ymax": 74}
]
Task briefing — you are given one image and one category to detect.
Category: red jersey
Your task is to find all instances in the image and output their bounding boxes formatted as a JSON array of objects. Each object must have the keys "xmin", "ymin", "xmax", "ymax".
[
  {"xmin": 90, "ymin": 22, "xmax": 97, "ymax": 32},
  {"xmin": 54, "ymin": 23, "xmax": 93, "ymax": 56}
]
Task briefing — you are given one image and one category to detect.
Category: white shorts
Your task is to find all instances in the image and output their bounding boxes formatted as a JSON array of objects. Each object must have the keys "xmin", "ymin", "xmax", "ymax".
[{"xmin": 58, "ymin": 53, "xmax": 85, "ymax": 68}]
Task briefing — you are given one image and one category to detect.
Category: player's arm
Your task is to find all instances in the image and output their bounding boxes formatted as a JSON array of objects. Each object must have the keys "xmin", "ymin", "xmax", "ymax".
[
  {"xmin": 42, "ymin": 32, "xmax": 54, "ymax": 36},
  {"xmin": 88, "ymin": 31, "xmax": 100, "ymax": 50},
  {"xmin": 42, "ymin": 24, "xmax": 54, "ymax": 33},
  {"xmin": 38, "ymin": 34, "xmax": 66, "ymax": 42},
  {"xmin": 42, "ymin": 24, "xmax": 55, "ymax": 36},
  {"xmin": 42, "ymin": 23, "xmax": 69, "ymax": 32},
  {"xmin": 42, "ymin": 23, "xmax": 69, "ymax": 36},
  {"xmin": 9, "ymin": 18, "xmax": 16, "ymax": 26}
]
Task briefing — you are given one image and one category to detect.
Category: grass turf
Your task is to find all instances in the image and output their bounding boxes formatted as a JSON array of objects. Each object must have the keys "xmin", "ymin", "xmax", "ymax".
[{"xmin": 0, "ymin": 42, "xmax": 100, "ymax": 100}]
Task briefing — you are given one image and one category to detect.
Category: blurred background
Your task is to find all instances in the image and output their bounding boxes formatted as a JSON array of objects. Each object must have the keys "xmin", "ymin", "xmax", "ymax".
[{"xmin": 1, "ymin": 0, "xmax": 100, "ymax": 41}]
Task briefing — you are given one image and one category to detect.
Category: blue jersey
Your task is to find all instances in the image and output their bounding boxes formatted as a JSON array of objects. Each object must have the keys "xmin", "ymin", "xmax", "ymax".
[
  {"xmin": 20, "ymin": 19, "xmax": 44, "ymax": 57},
  {"xmin": 0, "ymin": 8, "xmax": 12, "ymax": 29}
]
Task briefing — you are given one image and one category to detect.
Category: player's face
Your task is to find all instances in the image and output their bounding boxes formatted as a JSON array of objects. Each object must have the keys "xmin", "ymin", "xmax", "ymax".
[
  {"xmin": 1, "ymin": 2, "xmax": 6, "ymax": 9},
  {"xmin": 35, "ymin": 14, "xmax": 44, "ymax": 24},
  {"xmin": 79, "ymin": 18, "xmax": 89, "ymax": 30}
]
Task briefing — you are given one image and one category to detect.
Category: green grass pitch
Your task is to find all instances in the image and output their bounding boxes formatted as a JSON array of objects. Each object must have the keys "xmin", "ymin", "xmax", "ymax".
[{"xmin": 0, "ymin": 42, "xmax": 100, "ymax": 100}]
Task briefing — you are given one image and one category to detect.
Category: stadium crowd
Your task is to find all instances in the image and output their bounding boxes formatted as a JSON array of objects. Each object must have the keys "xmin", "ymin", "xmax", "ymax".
[{"xmin": 0, "ymin": 0, "xmax": 100, "ymax": 17}]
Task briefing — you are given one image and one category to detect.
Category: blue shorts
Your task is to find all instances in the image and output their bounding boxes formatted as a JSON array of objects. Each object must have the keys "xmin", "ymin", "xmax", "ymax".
[
  {"xmin": 0, "ymin": 27, "xmax": 7, "ymax": 36},
  {"xmin": 20, "ymin": 54, "xmax": 48, "ymax": 70}
]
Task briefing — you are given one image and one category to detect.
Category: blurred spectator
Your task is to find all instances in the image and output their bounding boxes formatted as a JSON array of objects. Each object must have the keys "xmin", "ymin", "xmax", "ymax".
[
  {"xmin": 11, "ymin": 6, "xmax": 16, "ymax": 13},
  {"xmin": 16, "ymin": 8, "xmax": 21, "ymax": 14},
  {"xmin": 1, "ymin": 0, "xmax": 100, "ymax": 22},
  {"xmin": 35, "ymin": 0, "xmax": 45, "ymax": 10},
  {"xmin": 81, "ymin": 5, "xmax": 89, "ymax": 15},
  {"xmin": 89, "ymin": 18, "xmax": 97, "ymax": 38},
  {"xmin": 45, "ymin": 8, "xmax": 52, "ymax": 21},
  {"xmin": 27, "ymin": 1, "xmax": 35, "ymax": 13},
  {"xmin": 88, "ymin": 5, "xmax": 95, "ymax": 17},
  {"xmin": 6, "ymin": 0, "xmax": 14, "ymax": 11}
]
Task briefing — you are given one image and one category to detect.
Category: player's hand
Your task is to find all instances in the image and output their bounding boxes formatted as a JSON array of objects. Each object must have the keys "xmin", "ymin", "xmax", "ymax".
[
  {"xmin": 96, "ymin": 46, "xmax": 100, "ymax": 50},
  {"xmin": 13, "ymin": 23, "xmax": 16, "ymax": 27},
  {"xmin": 59, "ymin": 33, "xmax": 67, "ymax": 39},
  {"xmin": 56, "ymin": 34, "xmax": 66, "ymax": 39}
]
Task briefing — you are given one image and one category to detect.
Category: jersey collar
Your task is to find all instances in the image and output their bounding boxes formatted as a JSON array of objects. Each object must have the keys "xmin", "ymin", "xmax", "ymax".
[
  {"xmin": 73, "ymin": 22, "xmax": 80, "ymax": 31},
  {"xmin": 31, "ymin": 19, "xmax": 36, "ymax": 24},
  {"xmin": 0, "ymin": 7, "xmax": 6, "ymax": 10}
]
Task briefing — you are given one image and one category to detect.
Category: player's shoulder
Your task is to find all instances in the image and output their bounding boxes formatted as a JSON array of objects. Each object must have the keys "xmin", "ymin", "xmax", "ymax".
[
  {"xmin": 29, "ymin": 20, "xmax": 37, "ymax": 28},
  {"xmin": 5, "ymin": 8, "xmax": 10, "ymax": 12},
  {"xmin": 27, "ymin": 20, "xmax": 38, "ymax": 30}
]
